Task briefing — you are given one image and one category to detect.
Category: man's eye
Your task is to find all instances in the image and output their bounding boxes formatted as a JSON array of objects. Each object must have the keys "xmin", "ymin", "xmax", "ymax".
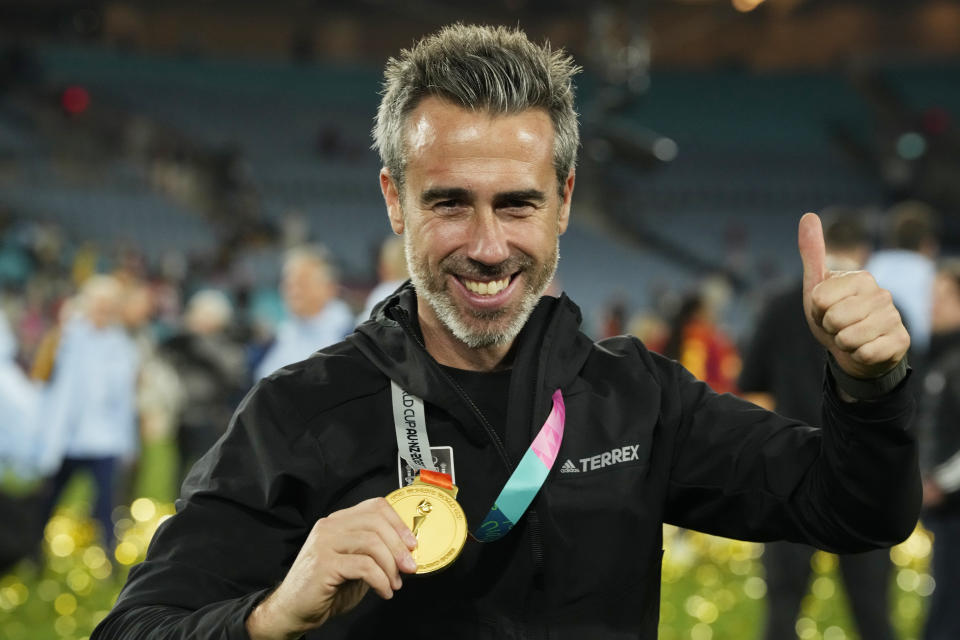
[
  {"xmin": 434, "ymin": 200, "xmax": 467, "ymax": 213},
  {"xmin": 501, "ymin": 202, "xmax": 534, "ymax": 214}
]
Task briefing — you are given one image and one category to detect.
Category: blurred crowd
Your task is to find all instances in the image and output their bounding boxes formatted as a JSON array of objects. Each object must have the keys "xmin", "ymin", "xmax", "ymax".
[
  {"xmin": 0, "ymin": 197, "xmax": 958, "ymax": 638},
  {"xmin": 0, "ymin": 213, "xmax": 407, "ymax": 556}
]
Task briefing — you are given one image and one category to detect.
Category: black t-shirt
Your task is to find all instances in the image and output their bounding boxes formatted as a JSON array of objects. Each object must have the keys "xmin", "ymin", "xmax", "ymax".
[
  {"xmin": 440, "ymin": 364, "xmax": 512, "ymax": 443},
  {"xmin": 739, "ymin": 281, "xmax": 826, "ymax": 425}
]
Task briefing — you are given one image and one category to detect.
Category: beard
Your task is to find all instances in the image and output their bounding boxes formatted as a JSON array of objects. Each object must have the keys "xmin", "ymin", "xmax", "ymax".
[{"xmin": 405, "ymin": 234, "xmax": 559, "ymax": 349}]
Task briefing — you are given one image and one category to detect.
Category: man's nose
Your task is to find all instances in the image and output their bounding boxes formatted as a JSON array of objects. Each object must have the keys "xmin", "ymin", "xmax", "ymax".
[{"xmin": 466, "ymin": 209, "xmax": 510, "ymax": 266}]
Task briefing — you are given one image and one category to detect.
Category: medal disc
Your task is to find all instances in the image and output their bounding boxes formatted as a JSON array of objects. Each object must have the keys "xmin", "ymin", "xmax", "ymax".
[{"xmin": 386, "ymin": 483, "xmax": 467, "ymax": 574}]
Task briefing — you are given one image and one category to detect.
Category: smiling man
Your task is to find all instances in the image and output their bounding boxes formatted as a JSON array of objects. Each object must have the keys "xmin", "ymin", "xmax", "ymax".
[{"xmin": 93, "ymin": 24, "xmax": 920, "ymax": 640}]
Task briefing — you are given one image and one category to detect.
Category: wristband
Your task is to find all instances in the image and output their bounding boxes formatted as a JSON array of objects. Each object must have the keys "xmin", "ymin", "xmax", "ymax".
[{"xmin": 827, "ymin": 352, "xmax": 908, "ymax": 401}]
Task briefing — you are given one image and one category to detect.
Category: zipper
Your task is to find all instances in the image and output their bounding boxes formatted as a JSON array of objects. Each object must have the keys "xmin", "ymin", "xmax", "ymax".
[{"xmin": 394, "ymin": 307, "xmax": 512, "ymax": 470}]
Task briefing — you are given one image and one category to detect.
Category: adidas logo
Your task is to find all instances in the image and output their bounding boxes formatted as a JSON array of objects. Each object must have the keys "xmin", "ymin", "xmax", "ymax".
[{"xmin": 560, "ymin": 459, "xmax": 580, "ymax": 474}]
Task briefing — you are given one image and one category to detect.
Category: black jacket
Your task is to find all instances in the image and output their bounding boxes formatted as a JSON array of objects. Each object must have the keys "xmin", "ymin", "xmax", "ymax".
[
  {"xmin": 93, "ymin": 286, "xmax": 920, "ymax": 640},
  {"xmin": 919, "ymin": 330, "xmax": 960, "ymax": 515}
]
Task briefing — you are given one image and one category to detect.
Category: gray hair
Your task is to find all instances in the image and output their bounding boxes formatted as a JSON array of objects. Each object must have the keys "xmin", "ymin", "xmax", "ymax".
[{"xmin": 372, "ymin": 23, "xmax": 581, "ymax": 195}]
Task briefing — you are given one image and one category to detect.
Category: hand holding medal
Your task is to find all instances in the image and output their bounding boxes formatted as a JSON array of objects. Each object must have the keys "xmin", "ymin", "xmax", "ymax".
[{"xmin": 245, "ymin": 497, "xmax": 420, "ymax": 640}]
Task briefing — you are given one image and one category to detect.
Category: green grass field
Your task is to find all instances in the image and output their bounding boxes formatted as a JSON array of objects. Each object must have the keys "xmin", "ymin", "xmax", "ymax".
[{"xmin": 0, "ymin": 439, "xmax": 934, "ymax": 640}]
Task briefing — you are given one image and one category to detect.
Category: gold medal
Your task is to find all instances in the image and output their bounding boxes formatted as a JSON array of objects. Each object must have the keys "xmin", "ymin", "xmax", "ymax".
[{"xmin": 386, "ymin": 471, "xmax": 467, "ymax": 574}]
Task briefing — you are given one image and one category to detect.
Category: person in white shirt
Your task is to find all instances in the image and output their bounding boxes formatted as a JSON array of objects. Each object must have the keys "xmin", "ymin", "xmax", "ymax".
[
  {"xmin": 38, "ymin": 275, "xmax": 139, "ymax": 547},
  {"xmin": 865, "ymin": 200, "xmax": 938, "ymax": 355},
  {"xmin": 255, "ymin": 247, "xmax": 354, "ymax": 381}
]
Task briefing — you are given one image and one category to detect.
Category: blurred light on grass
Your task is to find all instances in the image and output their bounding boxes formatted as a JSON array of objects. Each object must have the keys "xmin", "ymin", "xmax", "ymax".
[
  {"xmin": 114, "ymin": 542, "xmax": 138, "ymax": 566},
  {"xmin": 897, "ymin": 568, "xmax": 920, "ymax": 592},
  {"xmin": 743, "ymin": 576, "xmax": 766, "ymax": 599},
  {"xmin": 823, "ymin": 625, "xmax": 846, "ymax": 640},
  {"xmin": 37, "ymin": 579, "xmax": 60, "ymax": 601},
  {"xmin": 50, "ymin": 534, "xmax": 75, "ymax": 558},
  {"xmin": 812, "ymin": 576, "xmax": 835, "ymax": 600},
  {"xmin": 691, "ymin": 621, "xmax": 713, "ymax": 640},
  {"xmin": 53, "ymin": 614, "xmax": 76, "ymax": 636},
  {"xmin": 796, "ymin": 616, "xmax": 818, "ymax": 639},
  {"xmin": 54, "ymin": 592, "xmax": 77, "ymax": 616},
  {"xmin": 131, "ymin": 498, "xmax": 157, "ymax": 523},
  {"xmin": 82, "ymin": 546, "xmax": 107, "ymax": 571},
  {"xmin": 67, "ymin": 568, "xmax": 92, "ymax": 594}
]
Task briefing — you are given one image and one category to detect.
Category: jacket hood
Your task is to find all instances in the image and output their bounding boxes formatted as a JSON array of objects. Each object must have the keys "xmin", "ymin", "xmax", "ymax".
[{"xmin": 349, "ymin": 282, "xmax": 594, "ymax": 462}]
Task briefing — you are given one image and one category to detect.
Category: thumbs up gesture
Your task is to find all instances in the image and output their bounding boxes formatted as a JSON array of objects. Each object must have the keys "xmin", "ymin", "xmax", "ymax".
[{"xmin": 799, "ymin": 213, "xmax": 910, "ymax": 380}]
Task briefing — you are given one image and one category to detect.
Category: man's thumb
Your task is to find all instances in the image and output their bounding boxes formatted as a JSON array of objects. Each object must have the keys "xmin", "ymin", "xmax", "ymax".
[{"xmin": 798, "ymin": 212, "xmax": 827, "ymax": 299}]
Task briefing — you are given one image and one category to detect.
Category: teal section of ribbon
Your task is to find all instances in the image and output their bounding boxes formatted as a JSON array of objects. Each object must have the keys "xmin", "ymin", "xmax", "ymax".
[{"xmin": 471, "ymin": 390, "xmax": 565, "ymax": 542}]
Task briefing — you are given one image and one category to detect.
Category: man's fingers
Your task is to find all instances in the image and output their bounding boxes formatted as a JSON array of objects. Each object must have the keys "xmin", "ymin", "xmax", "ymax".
[
  {"xmin": 335, "ymin": 529, "xmax": 406, "ymax": 590},
  {"xmin": 799, "ymin": 212, "xmax": 827, "ymax": 301},
  {"xmin": 810, "ymin": 271, "xmax": 881, "ymax": 325},
  {"xmin": 820, "ymin": 288, "xmax": 893, "ymax": 336},
  {"xmin": 850, "ymin": 333, "xmax": 909, "ymax": 368},
  {"xmin": 328, "ymin": 501, "xmax": 418, "ymax": 578},
  {"xmin": 371, "ymin": 497, "xmax": 420, "ymax": 551},
  {"xmin": 367, "ymin": 499, "xmax": 419, "ymax": 572},
  {"xmin": 333, "ymin": 554, "xmax": 395, "ymax": 600}
]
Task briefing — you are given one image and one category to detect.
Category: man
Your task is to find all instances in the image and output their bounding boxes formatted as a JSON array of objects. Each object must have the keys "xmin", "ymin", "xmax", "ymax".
[
  {"xmin": 739, "ymin": 213, "xmax": 896, "ymax": 640},
  {"xmin": 254, "ymin": 246, "xmax": 355, "ymax": 381},
  {"xmin": 917, "ymin": 261, "xmax": 960, "ymax": 640},
  {"xmin": 93, "ymin": 25, "xmax": 918, "ymax": 639}
]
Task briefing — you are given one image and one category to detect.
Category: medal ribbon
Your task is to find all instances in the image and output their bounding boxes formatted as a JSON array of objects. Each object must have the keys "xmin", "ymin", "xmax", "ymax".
[
  {"xmin": 473, "ymin": 389, "xmax": 565, "ymax": 542},
  {"xmin": 390, "ymin": 383, "xmax": 565, "ymax": 542},
  {"xmin": 391, "ymin": 381, "xmax": 437, "ymax": 472}
]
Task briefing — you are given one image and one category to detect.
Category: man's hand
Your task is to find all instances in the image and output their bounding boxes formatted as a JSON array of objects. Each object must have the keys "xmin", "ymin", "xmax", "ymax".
[
  {"xmin": 246, "ymin": 498, "xmax": 419, "ymax": 640},
  {"xmin": 799, "ymin": 212, "xmax": 910, "ymax": 380}
]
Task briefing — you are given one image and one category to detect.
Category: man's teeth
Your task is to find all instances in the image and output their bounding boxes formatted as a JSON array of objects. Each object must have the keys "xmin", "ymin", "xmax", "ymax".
[{"xmin": 463, "ymin": 277, "xmax": 510, "ymax": 296}]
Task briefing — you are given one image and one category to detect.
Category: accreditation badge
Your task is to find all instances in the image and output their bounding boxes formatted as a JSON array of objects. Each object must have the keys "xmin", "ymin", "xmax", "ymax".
[{"xmin": 385, "ymin": 470, "xmax": 467, "ymax": 574}]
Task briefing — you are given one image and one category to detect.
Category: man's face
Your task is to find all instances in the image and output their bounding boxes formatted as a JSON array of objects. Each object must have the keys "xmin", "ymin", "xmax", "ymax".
[
  {"xmin": 381, "ymin": 97, "xmax": 573, "ymax": 349},
  {"xmin": 283, "ymin": 258, "xmax": 333, "ymax": 319}
]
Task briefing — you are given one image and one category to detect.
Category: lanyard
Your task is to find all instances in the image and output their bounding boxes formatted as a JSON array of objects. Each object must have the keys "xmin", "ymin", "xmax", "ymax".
[{"xmin": 390, "ymin": 381, "xmax": 566, "ymax": 542}]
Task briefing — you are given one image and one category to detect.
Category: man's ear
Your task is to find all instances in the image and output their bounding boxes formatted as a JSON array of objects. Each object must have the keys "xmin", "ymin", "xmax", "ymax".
[
  {"xmin": 380, "ymin": 168, "xmax": 405, "ymax": 234},
  {"xmin": 557, "ymin": 169, "xmax": 575, "ymax": 235}
]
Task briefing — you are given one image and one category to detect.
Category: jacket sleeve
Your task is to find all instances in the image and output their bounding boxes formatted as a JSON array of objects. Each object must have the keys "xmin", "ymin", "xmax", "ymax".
[
  {"xmin": 92, "ymin": 376, "xmax": 324, "ymax": 640},
  {"xmin": 658, "ymin": 352, "xmax": 921, "ymax": 552}
]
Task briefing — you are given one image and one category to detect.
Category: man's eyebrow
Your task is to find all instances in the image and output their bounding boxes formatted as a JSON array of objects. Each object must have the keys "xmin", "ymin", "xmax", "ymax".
[
  {"xmin": 420, "ymin": 187, "xmax": 472, "ymax": 205},
  {"xmin": 494, "ymin": 189, "xmax": 547, "ymax": 204}
]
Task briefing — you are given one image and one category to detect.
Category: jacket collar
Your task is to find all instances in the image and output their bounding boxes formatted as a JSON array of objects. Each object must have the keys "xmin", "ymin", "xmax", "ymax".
[{"xmin": 350, "ymin": 281, "xmax": 594, "ymax": 459}]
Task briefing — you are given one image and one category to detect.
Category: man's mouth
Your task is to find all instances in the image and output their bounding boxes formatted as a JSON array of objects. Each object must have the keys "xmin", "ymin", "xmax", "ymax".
[{"xmin": 458, "ymin": 275, "xmax": 513, "ymax": 296}]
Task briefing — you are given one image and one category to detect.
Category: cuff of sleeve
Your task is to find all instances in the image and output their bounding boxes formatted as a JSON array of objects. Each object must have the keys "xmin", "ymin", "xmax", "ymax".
[
  {"xmin": 827, "ymin": 353, "xmax": 909, "ymax": 402},
  {"xmin": 236, "ymin": 588, "xmax": 276, "ymax": 640}
]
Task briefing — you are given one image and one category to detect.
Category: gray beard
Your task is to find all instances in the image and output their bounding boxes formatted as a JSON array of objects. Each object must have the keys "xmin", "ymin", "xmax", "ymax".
[{"xmin": 405, "ymin": 235, "xmax": 559, "ymax": 349}]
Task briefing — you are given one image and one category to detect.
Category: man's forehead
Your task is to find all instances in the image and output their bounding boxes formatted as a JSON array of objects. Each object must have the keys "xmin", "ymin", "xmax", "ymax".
[{"xmin": 404, "ymin": 97, "xmax": 554, "ymax": 155}]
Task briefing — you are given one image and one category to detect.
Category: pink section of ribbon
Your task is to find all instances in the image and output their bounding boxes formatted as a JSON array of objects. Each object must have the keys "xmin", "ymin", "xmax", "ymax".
[{"xmin": 531, "ymin": 389, "xmax": 565, "ymax": 469}]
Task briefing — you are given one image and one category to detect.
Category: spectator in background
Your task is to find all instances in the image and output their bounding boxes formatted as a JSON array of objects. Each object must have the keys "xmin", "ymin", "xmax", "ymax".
[
  {"xmin": 660, "ymin": 280, "xmax": 740, "ymax": 395},
  {"xmin": 739, "ymin": 212, "xmax": 896, "ymax": 640},
  {"xmin": 0, "ymin": 308, "xmax": 40, "ymax": 477},
  {"xmin": 29, "ymin": 297, "xmax": 72, "ymax": 382},
  {"xmin": 865, "ymin": 200, "xmax": 939, "ymax": 355},
  {"xmin": 358, "ymin": 235, "xmax": 409, "ymax": 323},
  {"xmin": 254, "ymin": 246, "xmax": 354, "ymax": 380},
  {"xmin": 917, "ymin": 261, "xmax": 960, "ymax": 640},
  {"xmin": 122, "ymin": 280, "xmax": 156, "ymax": 352},
  {"xmin": 38, "ymin": 275, "xmax": 139, "ymax": 548},
  {"xmin": 0, "ymin": 308, "xmax": 45, "ymax": 573},
  {"xmin": 117, "ymin": 279, "xmax": 157, "ymax": 507},
  {"xmin": 157, "ymin": 290, "xmax": 247, "ymax": 486}
]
